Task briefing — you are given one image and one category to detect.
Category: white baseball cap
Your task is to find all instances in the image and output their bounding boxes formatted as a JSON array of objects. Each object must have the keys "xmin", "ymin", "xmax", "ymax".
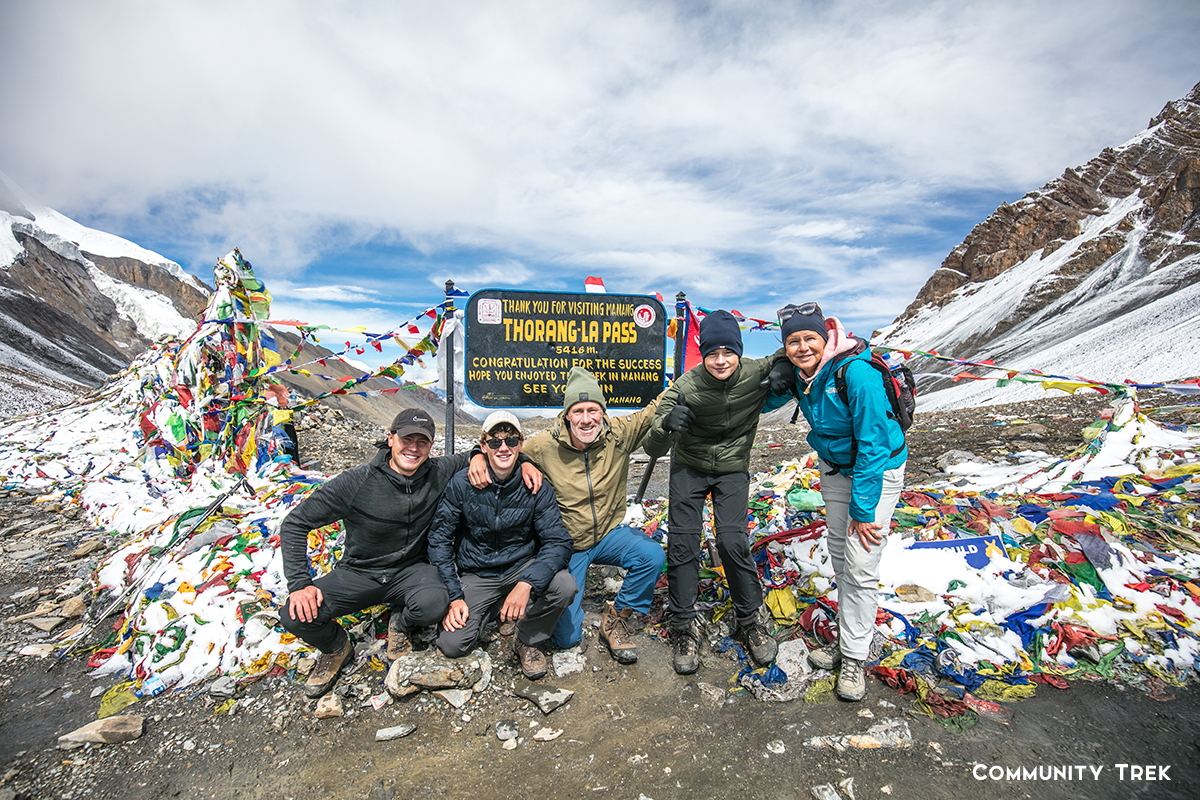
[{"xmin": 481, "ymin": 410, "xmax": 523, "ymax": 437}]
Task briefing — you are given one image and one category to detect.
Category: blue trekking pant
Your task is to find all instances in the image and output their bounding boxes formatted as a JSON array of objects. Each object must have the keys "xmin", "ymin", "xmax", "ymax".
[{"xmin": 549, "ymin": 525, "xmax": 666, "ymax": 649}]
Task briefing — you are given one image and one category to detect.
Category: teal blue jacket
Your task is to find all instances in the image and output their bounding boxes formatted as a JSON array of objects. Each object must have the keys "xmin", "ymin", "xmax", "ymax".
[{"xmin": 764, "ymin": 323, "xmax": 906, "ymax": 522}]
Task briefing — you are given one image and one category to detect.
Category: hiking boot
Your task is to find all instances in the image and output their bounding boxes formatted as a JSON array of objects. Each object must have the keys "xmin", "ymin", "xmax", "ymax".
[
  {"xmin": 599, "ymin": 602, "xmax": 638, "ymax": 664},
  {"xmin": 837, "ymin": 657, "xmax": 867, "ymax": 701},
  {"xmin": 808, "ymin": 640, "xmax": 842, "ymax": 671},
  {"xmin": 672, "ymin": 623, "xmax": 701, "ymax": 675},
  {"xmin": 304, "ymin": 635, "xmax": 353, "ymax": 698},
  {"xmin": 513, "ymin": 638, "xmax": 548, "ymax": 680},
  {"xmin": 739, "ymin": 618, "xmax": 778, "ymax": 666},
  {"xmin": 386, "ymin": 614, "xmax": 412, "ymax": 661}
]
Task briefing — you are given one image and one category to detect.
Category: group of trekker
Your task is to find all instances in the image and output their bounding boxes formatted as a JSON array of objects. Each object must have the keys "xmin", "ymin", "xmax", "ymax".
[{"xmin": 278, "ymin": 302, "xmax": 908, "ymax": 705}]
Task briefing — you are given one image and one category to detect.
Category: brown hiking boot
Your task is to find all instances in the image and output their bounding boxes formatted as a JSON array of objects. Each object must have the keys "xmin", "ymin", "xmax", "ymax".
[
  {"xmin": 513, "ymin": 637, "xmax": 547, "ymax": 680},
  {"xmin": 807, "ymin": 640, "xmax": 842, "ymax": 671},
  {"xmin": 304, "ymin": 635, "xmax": 353, "ymax": 698},
  {"xmin": 600, "ymin": 602, "xmax": 638, "ymax": 664},
  {"xmin": 739, "ymin": 608, "xmax": 778, "ymax": 666},
  {"xmin": 837, "ymin": 657, "xmax": 867, "ymax": 701},
  {"xmin": 386, "ymin": 614, "xmax": 412, "ymax": 661},
  {"xmin": 672, "ymin": 621, "xmax": 701, "ymax": 675}
]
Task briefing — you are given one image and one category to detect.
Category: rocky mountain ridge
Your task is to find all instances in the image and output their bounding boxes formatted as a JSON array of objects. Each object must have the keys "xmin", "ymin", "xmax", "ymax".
[
  {"xmin": 879, "ymin": 80, "xmax": 1200, "ymax": 409},
  {"xmin": 1, "ymin": 172, "xmax": 210, "ymax": 386}
]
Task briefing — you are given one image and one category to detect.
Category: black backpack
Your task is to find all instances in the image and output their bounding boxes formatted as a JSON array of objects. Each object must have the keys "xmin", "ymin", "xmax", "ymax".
[{"xmin": 791, "ymin": 338, "xmax": 916, "ymax": 474}]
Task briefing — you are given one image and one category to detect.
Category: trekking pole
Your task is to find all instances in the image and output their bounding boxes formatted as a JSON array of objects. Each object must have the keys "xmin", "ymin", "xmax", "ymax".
[
  {"xmin": 48, "ymin": 474, "xmax": 250, "ymax": 671},
  {"xmin": 633, "ymin": 456, "xmax": 657, "ymax": 505}
]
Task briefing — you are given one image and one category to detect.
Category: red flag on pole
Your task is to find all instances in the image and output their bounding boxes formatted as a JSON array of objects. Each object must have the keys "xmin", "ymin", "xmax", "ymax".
[{"xmin": 679, "ymin": 301, "xmax": 702, "ymax": 374}]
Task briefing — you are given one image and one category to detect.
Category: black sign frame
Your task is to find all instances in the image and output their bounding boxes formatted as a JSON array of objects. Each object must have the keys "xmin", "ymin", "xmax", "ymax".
[{"xmin": 464, "ymin": 289, "xmax": 667, "ymax": 409}]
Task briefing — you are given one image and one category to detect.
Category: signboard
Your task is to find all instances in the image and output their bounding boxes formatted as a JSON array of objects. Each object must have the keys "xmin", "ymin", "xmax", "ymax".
[
  {"xmin": 464, "ymin": 290, "xmax": 667, "ymax": 408},
  {"xmin": 909, "ymin": 533, "xmax": 1009, "ymax": 569}
]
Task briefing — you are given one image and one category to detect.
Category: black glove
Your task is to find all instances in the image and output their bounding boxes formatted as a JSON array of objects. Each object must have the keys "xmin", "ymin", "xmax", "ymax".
[
  {"xmin": 765, "ymin": 359, "xmax": 794, "ymax": 395},
  {"xmin": 663, "ymin": 393, "xmax": 694, "ymax": 433}
]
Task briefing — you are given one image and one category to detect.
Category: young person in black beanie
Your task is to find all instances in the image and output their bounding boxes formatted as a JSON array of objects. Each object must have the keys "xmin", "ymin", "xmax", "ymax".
[{"xmin": 642, "ymin": 310, "xmax": 787, "ymax": 674}]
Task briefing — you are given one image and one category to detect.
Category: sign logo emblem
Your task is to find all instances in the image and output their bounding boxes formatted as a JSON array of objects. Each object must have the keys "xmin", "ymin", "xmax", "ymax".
[
  {"xmin": 477, "ymin": 298, "xmax": 502, "ymax": 324},
  {"xmin": 633, "ymin": 304, "xmax": 656, "ymax": 328}
]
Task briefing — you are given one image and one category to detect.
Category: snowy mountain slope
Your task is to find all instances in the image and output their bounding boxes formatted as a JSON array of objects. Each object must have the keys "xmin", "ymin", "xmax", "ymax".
[
  {"xmin": 0, "ymin": 170, "xmax": 202, "ymax": 289},
  {"xmin": 0, "ymin": 171, "xmax": 210, "ymax": 386},
  {"xmin": 0, "ymin": 173, "xmax": 472, "ymax": 427},
  {"xmin": 879, "ymin": 81, "xmax": 1200, "ymax": 410}
]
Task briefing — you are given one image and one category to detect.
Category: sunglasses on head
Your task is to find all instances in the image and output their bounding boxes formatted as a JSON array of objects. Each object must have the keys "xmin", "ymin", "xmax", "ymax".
[
  {"xmin": 777, "ymin": 302, "xmax": 822, "ymax": 323},
  {"xmin": 484, "ymin": 435, "xmax": 521, "ymax": 450}
]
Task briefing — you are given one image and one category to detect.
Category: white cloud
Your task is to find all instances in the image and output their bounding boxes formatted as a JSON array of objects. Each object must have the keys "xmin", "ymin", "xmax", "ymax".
[
  {"xmin": 288, "ymin": 285, "xmax": 381, "ymax": 304},
  {"xmin": 2, "ymin": 0, "xmax": 1197, "ymax": 335},
  {"xmin": 776, "ymin": 221, "xmax": 867, "ymax": 242},
  {"xmin": 432, "ymin": 259, "xmax": 534, "ymax": 292}
]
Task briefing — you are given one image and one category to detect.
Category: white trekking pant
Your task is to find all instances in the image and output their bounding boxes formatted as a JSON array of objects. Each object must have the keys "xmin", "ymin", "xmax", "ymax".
[{"xmin": 819, "ymin": 460, "xmax": 906, "ymax": 661}]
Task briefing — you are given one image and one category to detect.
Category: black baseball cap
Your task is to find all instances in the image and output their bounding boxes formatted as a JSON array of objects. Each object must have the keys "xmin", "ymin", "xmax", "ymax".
[{"xmin": 390, "ymin": 410, "xmax": 435, "ymax": 442}]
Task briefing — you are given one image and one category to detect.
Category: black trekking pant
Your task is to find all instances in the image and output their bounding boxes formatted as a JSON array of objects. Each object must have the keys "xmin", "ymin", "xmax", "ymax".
[
  {"xmin": 279, "ymin": 563, "xmax": 449, "ymax": 653},
  {"xmin": 665, "ymin": 463, "xmax": 763, "ymax": 630}
]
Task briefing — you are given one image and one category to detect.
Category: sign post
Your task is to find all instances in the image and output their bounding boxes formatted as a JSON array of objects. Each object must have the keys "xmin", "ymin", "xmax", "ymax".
[
  {"xmin": 464, "ymin": 290, "xmax": 668, "ymax": 409},
  {"xmin": 444, "ymin": 280, "xmax": 457, "ymax": 453},
  {"xmin": 673, "ymin": 291, "xmax": 686, "ymax": 379}
]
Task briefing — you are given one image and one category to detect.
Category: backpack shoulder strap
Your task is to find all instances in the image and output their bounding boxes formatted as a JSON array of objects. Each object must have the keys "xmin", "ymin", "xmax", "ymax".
[
  {"xmin": 834, "ymin": 361, "xmax": 851, "ymax": 408},
  {"xmin": 829, "ymin": 338, "xmax": 868, "ymax": 407}
]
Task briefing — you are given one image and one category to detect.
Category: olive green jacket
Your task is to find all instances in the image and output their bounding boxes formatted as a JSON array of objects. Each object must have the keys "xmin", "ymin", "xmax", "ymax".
[
  {"xmin": 523, "ymin": 397, "xmax": 661, "ymax": 552},
  {"xmin": 642, "ymin": 349, "xmax": 785, "ymax": 474}
]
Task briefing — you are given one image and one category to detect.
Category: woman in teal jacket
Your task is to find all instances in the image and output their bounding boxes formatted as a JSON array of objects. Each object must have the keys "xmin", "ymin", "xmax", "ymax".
[{"xmin": 763, "ymin": 303, "xmax": 906, "ymax": 702}]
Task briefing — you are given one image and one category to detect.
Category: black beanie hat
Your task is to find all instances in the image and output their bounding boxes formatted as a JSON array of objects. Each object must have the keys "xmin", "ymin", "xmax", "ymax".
[
  {"xmin": 698, "ymin": 310, "xmax": 744, "ymax": 358},
  {"xmin": 780, "ymin": 304, "xmax": 828, "ymax": 342}
]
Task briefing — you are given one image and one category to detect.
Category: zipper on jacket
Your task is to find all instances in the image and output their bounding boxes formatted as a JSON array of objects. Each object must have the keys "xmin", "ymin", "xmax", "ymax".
[{"xmin": 584, "ymin": 449, "xmax": 599, "ymax": 548}]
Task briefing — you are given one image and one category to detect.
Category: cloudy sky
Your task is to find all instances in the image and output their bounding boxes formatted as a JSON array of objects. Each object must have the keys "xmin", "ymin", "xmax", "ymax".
[{"xmin": 2, "ymin": 0, "xmax": 1198, "ymax": 362}]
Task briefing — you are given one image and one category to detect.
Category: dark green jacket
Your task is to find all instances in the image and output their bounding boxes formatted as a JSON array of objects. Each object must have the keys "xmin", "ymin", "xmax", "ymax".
[{"xmin": 643, "ymin": 349, "xmax": 784, "ymax": 474}]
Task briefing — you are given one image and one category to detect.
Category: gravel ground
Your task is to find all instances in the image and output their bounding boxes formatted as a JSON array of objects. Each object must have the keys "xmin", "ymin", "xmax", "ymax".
[
  {"xmin": 0, "ymin": 365, "xmax": 90, "ymax": 421},
  {"xmin": 1, "ymin": 388, "xmax": 1198, "ymax": 799}
]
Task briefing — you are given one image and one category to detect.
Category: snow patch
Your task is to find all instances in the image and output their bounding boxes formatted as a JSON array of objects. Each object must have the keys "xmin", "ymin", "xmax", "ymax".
[
  {"xmin": 86, "ymin": 264, "xmax": 197, "ymax": 341},
  {"xmin": 0, "ymin": 220, "xmax": 21, "ymax": 268}
]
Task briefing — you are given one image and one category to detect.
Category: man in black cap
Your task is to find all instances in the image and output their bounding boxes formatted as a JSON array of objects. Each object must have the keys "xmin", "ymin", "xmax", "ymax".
[
  {"xmin": 279, "ymin": 409, "xmax": 537, "ymax": 698},
  {"xmin": 642, "ymin": 310, "xmax": 785, "ymax": 674}
]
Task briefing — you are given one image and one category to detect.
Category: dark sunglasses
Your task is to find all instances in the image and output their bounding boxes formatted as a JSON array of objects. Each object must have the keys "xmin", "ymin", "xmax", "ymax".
[
  {"xmin": 777, "ymin": 302, "xmax": 822, "ymax": 323},
  {"xmin": 484, "ymin": 435, "xmax": 521, "ymax": 450}
]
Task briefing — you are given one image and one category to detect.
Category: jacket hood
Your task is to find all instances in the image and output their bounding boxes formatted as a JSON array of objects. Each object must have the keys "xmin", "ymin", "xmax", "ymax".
[{"xmin": 809, "ymin": 316, "xmax": 859, "ymax": 379}]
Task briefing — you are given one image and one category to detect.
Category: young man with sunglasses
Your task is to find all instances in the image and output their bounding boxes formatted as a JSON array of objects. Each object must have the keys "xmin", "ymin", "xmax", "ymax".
[
  {"xmin": 642, "ymin": 310, "xmax": 786, "ymax": 674},
  {"xmin": 279, "ymin": 409, "xmax": 539, "ymax": 698},
  {"xmin": 474, "ymin": 367, "xmax": 666, "ymax": 664},
  {"xmin": 427, "ymin": 412, "xmax": 576, "ymax": 679}
]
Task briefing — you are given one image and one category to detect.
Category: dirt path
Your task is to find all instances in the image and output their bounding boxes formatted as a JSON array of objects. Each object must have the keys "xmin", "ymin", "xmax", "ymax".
[
  {"xmin": 3, "ymin": 623, "xmax": 1197, "ymax": 800},
  {"xmin": 2, "ymin": 390, "xmax": 1198, "ymax": 799}
]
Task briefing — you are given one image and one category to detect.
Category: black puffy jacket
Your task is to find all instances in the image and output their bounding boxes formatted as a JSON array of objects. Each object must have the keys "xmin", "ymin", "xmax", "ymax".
[
  {"xmin": 426, "ymin": 465, "xmax": 573, "ymax": 602},
  {"xmin": 280, "ymin": 446, "xmax": 470, "ymax": 592}
]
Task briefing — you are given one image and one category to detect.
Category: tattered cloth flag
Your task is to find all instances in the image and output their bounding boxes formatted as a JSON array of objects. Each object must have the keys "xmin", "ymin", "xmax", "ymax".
[{"xmin": 0, "ymin": 251, "xmax": 349, "ymax": 692}]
